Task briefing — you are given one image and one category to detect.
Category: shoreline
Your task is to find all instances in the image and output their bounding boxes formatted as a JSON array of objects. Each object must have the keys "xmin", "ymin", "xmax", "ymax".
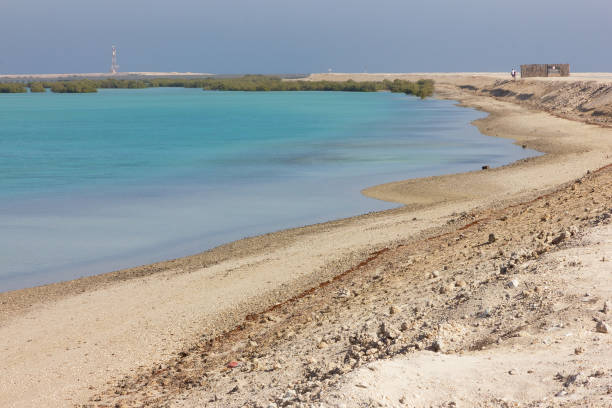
[{"xmin": 2, "ymin": 73, "xmax": 612, "ymax": 407}]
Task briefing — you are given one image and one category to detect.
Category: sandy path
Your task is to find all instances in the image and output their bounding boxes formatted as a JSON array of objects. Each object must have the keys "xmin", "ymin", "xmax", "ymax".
[{"xmin": 2, "ymin": 74, "xmax": 612, "ymax": 407}]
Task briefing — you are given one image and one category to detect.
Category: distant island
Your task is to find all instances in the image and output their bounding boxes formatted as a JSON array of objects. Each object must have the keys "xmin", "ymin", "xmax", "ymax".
[{"xmin": 0, "ymin": 75, "xmax": 434, "ymax": 98}]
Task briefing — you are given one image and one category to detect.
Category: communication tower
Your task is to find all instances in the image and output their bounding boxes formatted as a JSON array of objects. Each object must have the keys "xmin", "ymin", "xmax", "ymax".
[{"xmin": 110, "ymin": 45, "xmax": 119, "ymax": 74}]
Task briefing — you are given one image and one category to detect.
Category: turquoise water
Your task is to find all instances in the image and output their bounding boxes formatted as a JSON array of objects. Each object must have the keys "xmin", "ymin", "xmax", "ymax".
[{"xmin": 0, "ymin": 88, "xmax": 539, "ymax": 291}]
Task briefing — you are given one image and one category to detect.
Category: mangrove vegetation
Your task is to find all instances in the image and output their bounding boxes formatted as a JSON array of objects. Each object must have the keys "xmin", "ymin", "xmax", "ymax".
[
  {"xmin": 0, "ymin": 76, "xmax": 435, "ymax": 98},
  {"xmin": 0, "ymin": 83, "xmax": 27, "ymax": 93}
]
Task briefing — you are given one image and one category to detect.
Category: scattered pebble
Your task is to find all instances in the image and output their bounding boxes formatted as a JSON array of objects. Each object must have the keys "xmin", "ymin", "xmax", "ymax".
[
  {"xmin": 488, "ymin": 233, "xmax": 496, "ymax": 244},
  {"xmin": 595, "ymin": 321, "xmax": 609, "ymax": 334},
  {"xmin": 508, "ymin": 279, "xmax": 520, "ymax": 289}
]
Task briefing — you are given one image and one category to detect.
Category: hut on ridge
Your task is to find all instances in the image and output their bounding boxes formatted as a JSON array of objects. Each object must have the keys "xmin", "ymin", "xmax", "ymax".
[{"xmin": 520, "ymin": 64, "xmax": 570, "ymax": 78}]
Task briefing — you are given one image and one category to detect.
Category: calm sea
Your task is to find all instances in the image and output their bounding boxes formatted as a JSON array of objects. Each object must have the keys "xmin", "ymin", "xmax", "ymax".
[{"xmin": 0, "ymin": 88, "xmax": 539, "ymax": 291}]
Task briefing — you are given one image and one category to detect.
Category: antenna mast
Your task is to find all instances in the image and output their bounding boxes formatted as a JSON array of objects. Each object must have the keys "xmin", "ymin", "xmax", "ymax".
[{"xmin": 110, "ymin": 45, "xmax": 119, "ymax": 74}]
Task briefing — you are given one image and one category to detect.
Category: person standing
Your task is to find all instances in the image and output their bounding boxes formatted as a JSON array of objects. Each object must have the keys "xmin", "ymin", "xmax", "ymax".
[{"xmin": 511, "ymin": 68, "xmax": 517, "ymax": 81}]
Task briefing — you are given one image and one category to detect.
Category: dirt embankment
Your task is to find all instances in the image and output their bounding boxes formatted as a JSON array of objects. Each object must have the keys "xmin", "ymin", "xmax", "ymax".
[{"xmin": 459, "ymin": 79, "xmax": 612, "ymax": 127}]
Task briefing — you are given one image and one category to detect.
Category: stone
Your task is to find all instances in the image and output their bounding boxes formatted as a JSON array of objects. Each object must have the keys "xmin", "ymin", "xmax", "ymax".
[
  {"xmin": 550, "ymin": 231, "xmax": 567, "ymax": 245},
  {"xmin": 603, "ymin": 300, "xmax": 610, "ymax": 314},
  {"xmin": 595, "ymin": 321, "xmax": 609, "ymax": 334},
  {"xmin": 282, "ymin": 389, "xmax": 297, "ymax": 400},
  {"xmin": 574, "ymin": 347, "xmax": 584, "ymax": 355},
  {"xmin": 455, "ymin": 279, "xmax": 467, "ymax": 288},
  {"xmin": 508, "ymin": 369, "xmax": 517, "ymax": 375},
  {"xmin": 488, "ymin": 233, "xmax": 496, "ymax": 244},
  {"xmin": 431, "ymin": 270, "xmax": 440, "ymax": 278},
  {"xmin": 431, "ymin": 339, "xmax": 443, "ymax": 352},
  {"xmin": 317, "ymin": 341, "xmax": 329, "ymax": 349},
  {"xmin": 508, "ymin": 279, "xmax": 520, "ymax": 289},
  {"xmin": 389, "ymin": 305, "xmax": 399, "ymax": 315}
]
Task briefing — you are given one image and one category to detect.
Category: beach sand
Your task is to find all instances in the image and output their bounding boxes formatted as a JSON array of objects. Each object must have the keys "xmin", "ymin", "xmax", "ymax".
[{"xmin": 1, "ymin": 73, "xmax": 612, "ymax": 407}]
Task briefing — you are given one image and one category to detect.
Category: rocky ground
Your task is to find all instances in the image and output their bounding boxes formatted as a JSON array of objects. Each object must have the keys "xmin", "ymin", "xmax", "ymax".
[
  {"xmin": 461, "ymin": 79, "xmax": 612, "ymax": 127},
  {"xmin": 89, "ymin": 162, "xmax": 612, "ymax": 407}
]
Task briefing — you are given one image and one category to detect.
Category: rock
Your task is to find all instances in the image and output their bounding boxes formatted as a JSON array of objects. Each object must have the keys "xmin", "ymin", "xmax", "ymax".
[
  {"xmin": 400, "ymin": 322, "xmax": 409, "ymax": 331},
  {"xmin": 550, "ymin": 231, "xmax": 567, "ymax": 245},
  {"xmin": 431, "ymin": 339, "xmax": 443, "ymax": 352},
  {"xmin": 508, "ymin": 369, "xmax": 517, "ymax": 375},
  {"xmin": 508, "ymin": 279, "xmax": 520, "ymax": 289},
  {"xmin": 603, "ymin": 300, "xmax": 610, "ymax": 314},
  {"xmin": 336, "ymin": 288, "xmax": 351, "ymax": 298},
  {"xmin": 455, "ymin": 279, "xmax": 467, "ymax": 288},
  {"xmin": 595, "ymin": 321, "xmax": 609, "ymax": 334},
  {"xmin": 249, "ymin": 340, "xmax": 258, "ymax": 347},
  {"xmin": 228, "ymin": 385, "xmax": 240, "ymax": 394},
  {"xmin": 282, "ymin": 389, "xmax": 297, "ymax": 401},
  {"xmin": 227, "ymin": 361, "xmax": 240, "ymax": 369},
  {"xmin": 488, "ymin": 233, "xmax": 496, "ymax": 244},
  {"xmin": 431, "ymin": 270, "xmax": 440, "ymax": 278},
  {"xmin": 389, "ymin": 305, "xmax": 399, "ymax": 315},
  {"xmin": 317, "ymin": 341, "xmax": 329, "ymax": 349},
  {"xmin": 574, "ymin": 347, "xmax": 584, "ymax": 355},
  {"xmin": 478, "ymin": 308, "xmax": 492, "ymax": 318}
]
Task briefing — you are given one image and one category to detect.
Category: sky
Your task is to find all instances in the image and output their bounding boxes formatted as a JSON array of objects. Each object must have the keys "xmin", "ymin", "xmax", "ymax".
[{"xmin": 1, "ymin": 0, "xmax": 611, "ymax": 74}]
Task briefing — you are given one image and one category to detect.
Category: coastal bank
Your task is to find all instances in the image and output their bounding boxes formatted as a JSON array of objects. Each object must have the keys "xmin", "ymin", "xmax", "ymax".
[{"xmin": 1, "ymin": 73, "xmax": 612, "ymax": 407}]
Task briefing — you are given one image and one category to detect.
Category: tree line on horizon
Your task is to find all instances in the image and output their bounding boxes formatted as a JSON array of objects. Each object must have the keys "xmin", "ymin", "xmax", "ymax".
[{"xmin": 0, "ymin": 76, "xmax": 434, "ymax": 98}]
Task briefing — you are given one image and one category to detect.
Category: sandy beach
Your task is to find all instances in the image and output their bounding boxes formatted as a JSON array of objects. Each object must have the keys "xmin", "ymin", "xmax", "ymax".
[{"xmin": 1, "ymin": 73, "xmax": 612, "ymax": 407}]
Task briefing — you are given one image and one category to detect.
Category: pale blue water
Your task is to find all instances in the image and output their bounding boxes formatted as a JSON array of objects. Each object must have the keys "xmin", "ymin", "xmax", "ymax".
[{"xmin": 0, "ymin": 88, "xmax": 539, "ymax": 291}]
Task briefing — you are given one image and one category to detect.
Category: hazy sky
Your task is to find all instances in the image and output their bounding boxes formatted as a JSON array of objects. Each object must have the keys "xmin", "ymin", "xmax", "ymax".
[{"xmin": 1, "ymin": 0, "xmax": 610, "ymax": 74}]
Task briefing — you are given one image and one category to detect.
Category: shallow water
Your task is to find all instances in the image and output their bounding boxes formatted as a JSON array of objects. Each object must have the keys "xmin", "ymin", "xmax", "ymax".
[{"xmin": 0, "ymin": 88, "xmax": 539, "ymax": 291}]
